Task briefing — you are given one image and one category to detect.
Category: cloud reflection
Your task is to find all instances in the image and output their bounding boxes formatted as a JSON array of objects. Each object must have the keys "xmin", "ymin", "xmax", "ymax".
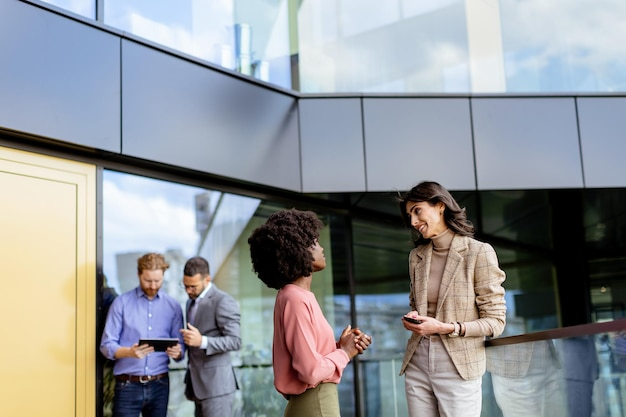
[{"xmin": 103, "ymin": 171, "xmax": 203, "ymax": 291}]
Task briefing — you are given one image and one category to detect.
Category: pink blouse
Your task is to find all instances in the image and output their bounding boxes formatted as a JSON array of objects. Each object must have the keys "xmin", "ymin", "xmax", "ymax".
[{"xmin": 272, "ymin": 284, "xmax": 350, "ymax": 395}]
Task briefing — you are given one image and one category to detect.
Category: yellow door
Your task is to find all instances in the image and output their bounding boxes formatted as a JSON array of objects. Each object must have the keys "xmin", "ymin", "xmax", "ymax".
[{"xmin": 0, "ymin": 146, "xmax": 96, "ymax": 417}]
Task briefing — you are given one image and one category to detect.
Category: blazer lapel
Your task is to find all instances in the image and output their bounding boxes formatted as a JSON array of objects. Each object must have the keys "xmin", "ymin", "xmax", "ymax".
[
  {"xmin": 436, "ymin": 235, "xmax": 468, "ymax": 314},
  {"xmin": 198, "ymin": 284, "xmax": 216, "ymax": 309},
  {"xmin": 192, "ymin": 284, "xmax": 216, "ymax": 319},
  {"xmin": 411, "ymin": 244, "xmax": 431, "ymax": 316}
]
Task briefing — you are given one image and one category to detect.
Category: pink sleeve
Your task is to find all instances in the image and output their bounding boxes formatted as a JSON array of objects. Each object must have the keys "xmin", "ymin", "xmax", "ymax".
[{"xmin": 282, "ymin": 298, "xmax": 350, "ymax": 386}]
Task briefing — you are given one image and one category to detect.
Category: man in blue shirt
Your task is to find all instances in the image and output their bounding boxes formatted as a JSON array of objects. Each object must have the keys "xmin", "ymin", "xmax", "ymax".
[{"xmin": 100, "ymin": 252, "xmax": 185, "ymax": 417}]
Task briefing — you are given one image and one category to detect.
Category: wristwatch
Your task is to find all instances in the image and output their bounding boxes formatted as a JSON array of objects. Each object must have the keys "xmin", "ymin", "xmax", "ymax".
[{"xmin": 449, "ymin": 322, "xmax": 460, "ymax": 338}]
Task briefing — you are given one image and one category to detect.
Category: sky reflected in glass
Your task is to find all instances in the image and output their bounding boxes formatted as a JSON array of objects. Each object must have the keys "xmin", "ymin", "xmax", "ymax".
[
  {"xmin": 103, "ymin": 171, "xmax": 205, "ymax": 291},
  {"xmin": 39, "ymin": 0, "xmax": 626, "ymax": 93}
]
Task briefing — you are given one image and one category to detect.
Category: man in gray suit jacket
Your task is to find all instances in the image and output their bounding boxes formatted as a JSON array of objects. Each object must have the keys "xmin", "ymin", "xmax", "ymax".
[{"xmin": 180, "ymin": 256, "xmax": 242, "ymax": 417}]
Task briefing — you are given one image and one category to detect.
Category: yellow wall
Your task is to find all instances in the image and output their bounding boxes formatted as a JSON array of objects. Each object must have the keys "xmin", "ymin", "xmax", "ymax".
[{"xmin": 0, "ymin": 146, "xmax": 96, "ymax": 417}]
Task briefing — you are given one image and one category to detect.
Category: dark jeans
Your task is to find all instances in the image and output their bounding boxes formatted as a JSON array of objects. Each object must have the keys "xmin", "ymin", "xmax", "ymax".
[{"xmin": 113, "ymin": 377, "xmax": 169, "ymax": 417}]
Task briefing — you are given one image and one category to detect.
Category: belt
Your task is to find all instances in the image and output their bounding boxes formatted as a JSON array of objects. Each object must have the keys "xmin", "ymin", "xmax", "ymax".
[{"xmin": 115, "ymin": 372, "xmax": 168, "ymax": 384}]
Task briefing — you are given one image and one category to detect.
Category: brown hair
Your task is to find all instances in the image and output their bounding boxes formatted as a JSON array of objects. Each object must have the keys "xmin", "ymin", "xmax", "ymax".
[
  {"xmin": 137, "ymin": 252, "xmax": 170, "ymax": 274},
  {"xmin": 397, "ymin": 181, "xmax": 474, "ymax": 245},
  {"xmin": 183, "ymin": 256, "xmax": 210, "ymax": 277}
]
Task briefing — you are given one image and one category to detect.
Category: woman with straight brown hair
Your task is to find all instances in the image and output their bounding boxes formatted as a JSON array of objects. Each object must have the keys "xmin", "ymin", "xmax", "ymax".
[{"xmin": 398, "ymin": 181, "xmax": 507, "ymax": 417}]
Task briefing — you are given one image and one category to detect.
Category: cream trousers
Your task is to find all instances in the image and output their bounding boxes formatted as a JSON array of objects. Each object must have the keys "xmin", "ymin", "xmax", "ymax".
[{"xmin": 405, "ymin": 335, "xmax": 482, "ymax": 417}]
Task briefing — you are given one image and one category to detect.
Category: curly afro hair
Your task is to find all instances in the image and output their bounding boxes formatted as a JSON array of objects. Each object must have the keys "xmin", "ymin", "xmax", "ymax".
[{"xmin": 248, "ymin": 208, "xmax": 324, "ymax": 290}]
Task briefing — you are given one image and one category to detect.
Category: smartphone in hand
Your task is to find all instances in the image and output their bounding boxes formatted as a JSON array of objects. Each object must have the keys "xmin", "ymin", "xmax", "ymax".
[{"xmin": 403, "ymin": 316, "xmax": 422, "ymax": 324}]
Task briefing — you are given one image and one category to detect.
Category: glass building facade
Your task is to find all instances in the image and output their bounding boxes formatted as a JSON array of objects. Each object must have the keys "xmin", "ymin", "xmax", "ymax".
[
  {"xmin": 41, "ymin": 0, "xmax": 626, "ymax": 93},
  {"xmin": 2, "ymin": 1, "xmax": 626, "ymax": 416},
  {"xmin": 97, "ymin": 169, "xmax": 626, "ymax": 416}
]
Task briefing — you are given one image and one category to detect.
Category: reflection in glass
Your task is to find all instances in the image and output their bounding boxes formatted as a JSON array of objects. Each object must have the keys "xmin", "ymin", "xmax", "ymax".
[
  {"xmin": 478, "ymin": 190, "xmax": 557, "ymax": 336},
  {"xmin": 102, "ymin": 171, "xmax": 368, "ymax": 415},
  {"xmin": 298, "ymin": 0, "xmax": 471, "ymax": 93},
  {"xmin": 601, "ymin": 330, "xmax": 626, "ymax": 416},
  {"xmin": 104, "ymin": 170, "xmax": 296, "ymax": 415},
  {"xmin": 585, "ymin": 188, "xmax": 626, "ymax": 324},
  {"xmin": 500, "ymin": 0, "xmax": 626, "ymax": 93},
  {"xmin": 350, "ymin": 216, "xmax": 414, "ymax": 416},
  {"xmin": 487, "ymin": 341, "xmax": 566, "ymax": 417},
  {"xmin": 40, "ymin": 0, "xmax": 626, "ymax": 93},
  {"xmin": 486, "ymin": 334, "xmax": 612, "ymax": 417},
  {"xmin": 41, "ymin": 0, "xmax": 94, "ymax": 18},
  {"xmin": 100, "ymin": 168, "xmax": 626, "ymax": 415},
  {"xmin": 102, "ymin": 0, "xmax": 292, "ymax": 88}
]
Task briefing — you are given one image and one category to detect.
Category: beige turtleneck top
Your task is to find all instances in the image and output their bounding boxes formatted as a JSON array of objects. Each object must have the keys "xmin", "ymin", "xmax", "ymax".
[{"xmin": 426, "ymin": 228, "xmax": 454, "ymax": 317}]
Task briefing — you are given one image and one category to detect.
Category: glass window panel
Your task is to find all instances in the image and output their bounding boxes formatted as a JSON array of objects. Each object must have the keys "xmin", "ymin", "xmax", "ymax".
[
  {"xmin": 102, "ymin": 172, "xmax": 368, "ymax": 415},
  {"xmin": 597, "ymin": 330, "xmax": 626, "ymax": 414},
  {"xmin": 500, "ymin": 0, "xmax": 626, "ymax": 93},
  {"xmin": 351, "ymin": 216, "xmax": 413, "ymax": 416},
  {"xmin": 104, "ymin": 170, "xmax": 299, "ymax": 415},
  {"xmin": 297, "ymin": 0, "xmax": 470, "ymax": 93},
  {"xmin": 40, "ymin": 0, "xmax": 95, "ymax": 19},
  {"xmin": 478, "ymin": 190, "xmax": 557, "ymax": 335},
  {"xmin": 486, "ymin": 335, "xmax": 604, "ymax": 416},
  {"xmin": 99, "ymin": 169, "xmax": 626, "ymax": 414},
  {"xmin": 102, "ymin": 0, "xmax": 291, "ymax": 88},
  {"xmin": 479, "ymin": 190, "xmax": 552, "ymax": 250},
  {"xmin": 104, "ymin": 0, "xmax": 235, "ymax": 69},
  {"xmin": 324, "ymin": 214, "xmax": 356, "ymax": 415},
  {"xmin": 233, "ymin": 0, "xmax": 293, "ymax": 87},
  {"xmin": 585, "ymin": 188, "xmax": 626, "ymax": 322},
  {"xmin": 37, "ymin": 0, "xmax": 626, "ymax": 94},
  {"xmin": 218, "ymin": 203, "xmax": 290, "ymax": 416}
]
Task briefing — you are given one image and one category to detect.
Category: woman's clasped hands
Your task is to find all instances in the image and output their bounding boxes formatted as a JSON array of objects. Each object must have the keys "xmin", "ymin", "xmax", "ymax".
[{"xmin": 339, "ymin": 325, "xmax": 372, "ymax": 359}]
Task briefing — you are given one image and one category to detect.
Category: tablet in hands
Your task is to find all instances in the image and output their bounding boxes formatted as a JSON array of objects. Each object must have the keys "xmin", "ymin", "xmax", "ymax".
[{"xmin": 138, "ymin": 338, "xmax": 178, "ymax": 351}]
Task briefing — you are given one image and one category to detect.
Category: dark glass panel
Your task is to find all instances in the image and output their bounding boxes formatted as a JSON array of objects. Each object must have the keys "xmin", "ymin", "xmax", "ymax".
[
  {"xmin": 585, "ymin": 188, "xmax": 626, "ymax": 322},
  {"xmin": 478, "ymin": 190, "xmax": 557, "ymax": 334}
]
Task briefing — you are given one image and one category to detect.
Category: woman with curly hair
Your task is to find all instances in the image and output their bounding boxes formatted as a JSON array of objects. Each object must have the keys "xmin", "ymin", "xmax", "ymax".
[
  {"xmin": 248, "ymin": 208, "xmax": 372, "ymax": 417},
  {"xmin": 397, "ymin": 181, "xmax": 507, "ymax": 417}
]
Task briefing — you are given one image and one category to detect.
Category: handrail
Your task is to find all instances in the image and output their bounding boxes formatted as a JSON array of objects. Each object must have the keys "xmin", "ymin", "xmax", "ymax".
[{"xmin": 486, "ymin": 317, "xmax": 626, "ymax": 347}]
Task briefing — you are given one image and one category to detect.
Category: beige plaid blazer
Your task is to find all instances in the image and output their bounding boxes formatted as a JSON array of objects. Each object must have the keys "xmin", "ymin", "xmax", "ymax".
[{"xmin": 399, "ymin": 234, "xmax": 507, "ymax": 380}]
